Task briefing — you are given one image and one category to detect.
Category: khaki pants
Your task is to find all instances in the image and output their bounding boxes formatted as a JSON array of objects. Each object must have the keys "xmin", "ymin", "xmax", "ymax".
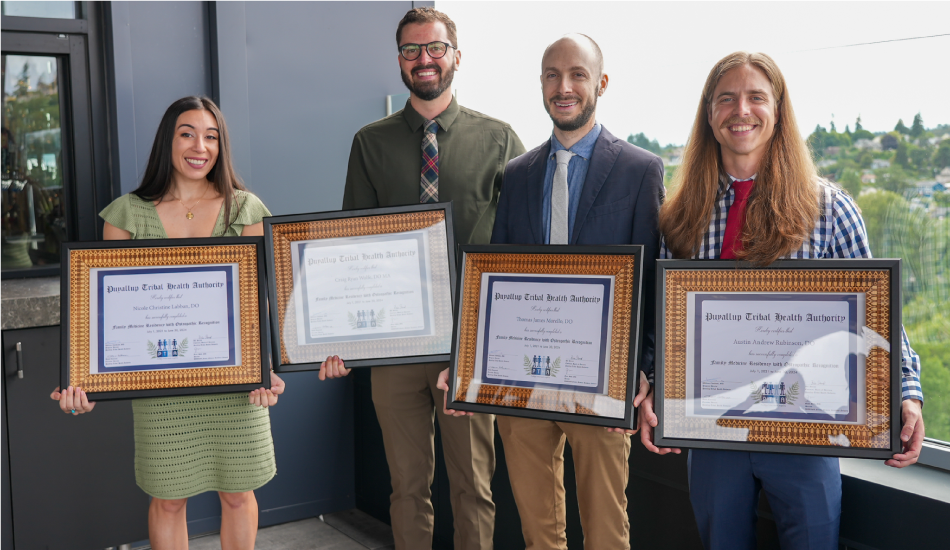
[
  {"xmin": 372, "ymin": 364, "xmax": 495, "ymax": 550},
  {"xmin": 497, "ymin": 416, "xmax": 631, "ymax": 550}
]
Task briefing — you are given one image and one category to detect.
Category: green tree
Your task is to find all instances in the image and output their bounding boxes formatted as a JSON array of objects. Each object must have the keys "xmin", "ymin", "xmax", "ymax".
[
  {"xmin": 934, "ymin": 140, "xmax": 950, "ymax": 169},
  {"xmin": 838, "ymin": 168, "xmax": 862, "ymax": 198},
  {"xmin": 626, "ymin": 133, "xmax": 661, "ymax": 155},
  {"xmin": 857, "ymin": 191, "xmax": 905, "ymax": 255},
  {"xmin": 895, "ymin": 118, "xmax": 909, "ymax": 134},
  {"xmin": 855, "ymin": 115, "xmax": 864, "ymax": 132},
  {"xmin": 909, "ymin": 145, "xmax": 931, "ymax": 174},
  {"xmin": 915, "ymin": 342, "xmax": 950, "ymax": 442},
  {"xmin": 876, "ymin": 165, "xmax": 913, "ymax": 194},
  {"xmin": 881, "ymin": 133, "xmax": 899, "ymax": 151},
  {"xmin": 895, "ymin": 141, "xmax": 910, "ymax": 168},
  {"xmin": 852, "ymin": 129, "xmax": 875, "ymax": 142},
  {"xmin": 15, "ymin": 62, "xmax": 31, "ymax": 96},
  {"xmin": 910, "ymin": 112, "xmax": 925, "ymax": 138},
  {"xmin": 858, "ymin": 150, "xmax": 874, "ymax": 169}
]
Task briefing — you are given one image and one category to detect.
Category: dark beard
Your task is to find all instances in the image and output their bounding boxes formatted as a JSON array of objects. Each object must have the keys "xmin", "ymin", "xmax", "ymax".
[
  {"xmin": 401, "ymin": 64, "xmax": 455, "ymax": 101},
  {"xmin": 549, "ymin": 95, "xmax": 597, "ymax": 132}
]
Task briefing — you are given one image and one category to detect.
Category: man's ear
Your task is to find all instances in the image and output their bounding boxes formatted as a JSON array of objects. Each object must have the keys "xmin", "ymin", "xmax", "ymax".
[
  {"xmin": 599, "ymin": 73, "xmax": 609, "ymax": 96},
  {"xmin": 454, "ymin": 48, "xmax": 462, "ymax": 69}
]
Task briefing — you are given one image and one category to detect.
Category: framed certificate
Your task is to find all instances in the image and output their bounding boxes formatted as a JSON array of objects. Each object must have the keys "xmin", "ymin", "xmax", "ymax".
[
  {"xmin": 654, "ymin": 259, "xmax": 902, "ymax": 458},
  {"xmin": 60, "ymin": 238, "xmax": 270, "ymax": 401},
  {"xmin": 446, "ymin": 245, "xmax": 645, "ymax": 429},
  {"xmin": 264, "ymin": 203, "xmax": 456, "ymax": 371}
]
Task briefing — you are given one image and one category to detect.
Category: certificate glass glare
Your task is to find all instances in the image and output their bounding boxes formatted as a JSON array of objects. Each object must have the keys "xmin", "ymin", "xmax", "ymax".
[
  {"xmin": 61, "ymin": 238, "xmax": 269, "ymax": 400},
  {"xmin": 448, "ymin": 246, "xmax": 643, "ymax": 429},
  {"xmin": 471, "ymin": 274, "xmax": 616, "ymax": 397},
  {"xmin": 685, "ymin": 292, "xmax": 866, "ymax": 425},
  {"xmin": 290, "ymin": 231, "xmax": 435, "ymax": 345},
  {"xmin": 88, "ymin": 264, "xmax": 242, "ymax": 374},
  {"xmin": 655, "ymin": 260, "xmax": 901, "ymax": 459},
  {"xmin": 265, "ymin": 204, "xmax": 456, "ymax": 371}
]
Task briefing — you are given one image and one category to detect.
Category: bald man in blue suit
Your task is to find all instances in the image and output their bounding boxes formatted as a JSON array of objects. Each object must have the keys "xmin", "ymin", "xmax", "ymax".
[{"xmin": 491, "ymin": 34, "xmax": 665, "ymax": 549}]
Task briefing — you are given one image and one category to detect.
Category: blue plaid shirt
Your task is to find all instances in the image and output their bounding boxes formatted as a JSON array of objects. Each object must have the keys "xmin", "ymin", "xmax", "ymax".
[{"xmin": 659, "ymin": 177, "xmax": 924, "ymax": 403}]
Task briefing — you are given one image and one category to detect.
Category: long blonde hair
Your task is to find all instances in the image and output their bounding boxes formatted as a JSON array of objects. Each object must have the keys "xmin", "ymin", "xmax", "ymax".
[{"xmin": 659, "ymin": 52, "xmax": 820, "ymax": 265}]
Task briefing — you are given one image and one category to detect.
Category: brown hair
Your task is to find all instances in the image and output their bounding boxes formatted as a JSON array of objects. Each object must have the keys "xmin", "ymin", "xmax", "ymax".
[
  {"xmin": 133, "ymin": 96, "xmax": 247, "ymax": 229},
  {"xmin": 396, "ymin": 7, "xmax": 458, "ymax": 48},
  {"xmin": 659, "ymin": 52, "xmax": 820, "ymax": 265}
]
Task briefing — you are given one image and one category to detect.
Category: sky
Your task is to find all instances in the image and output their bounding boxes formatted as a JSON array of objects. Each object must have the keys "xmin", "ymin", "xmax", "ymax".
[
  {"xmin": 443, "ymin": 1, "xmax": 950, "ymax": 147},
  {"xmin": 3, "ymin": 55, "xmax": 57, "ymax": 96}
]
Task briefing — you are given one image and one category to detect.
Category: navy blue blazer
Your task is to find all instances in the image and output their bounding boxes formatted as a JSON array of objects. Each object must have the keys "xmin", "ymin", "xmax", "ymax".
[{"xmin": 491, "ymin": 126, "xmax": 665, "ymax": 375}]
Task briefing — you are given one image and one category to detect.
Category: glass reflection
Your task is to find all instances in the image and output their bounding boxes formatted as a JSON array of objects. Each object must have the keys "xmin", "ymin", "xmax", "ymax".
[
  {"xmin": 281, "ymin": 220, "xmax": 454, "ymax": 364},
  {"xmin": 1, "ymin": 1, "xmax": 77, "ymax": 19},
  {"xmin": 2, "ymin": 54, "xmax": 66, "ymax": 272}
]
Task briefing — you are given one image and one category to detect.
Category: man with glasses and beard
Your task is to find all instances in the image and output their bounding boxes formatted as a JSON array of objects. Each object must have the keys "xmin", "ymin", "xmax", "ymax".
[
  {"xmin": 319, "ymin": 7, "xmax": 524, "ymax": 550},
  {"xmin": 469, "ymin": 34, "xmax": 664, "ymax": 549}
]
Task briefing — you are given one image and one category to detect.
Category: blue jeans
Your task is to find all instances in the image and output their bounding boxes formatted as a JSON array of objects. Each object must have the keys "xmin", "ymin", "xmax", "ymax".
[{"xmin": 688, "ymin": 449, "xmax": 841, "ymax": 550}]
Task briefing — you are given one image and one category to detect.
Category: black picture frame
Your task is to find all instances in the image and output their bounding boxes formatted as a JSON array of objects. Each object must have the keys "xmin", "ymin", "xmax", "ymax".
[
  {"xmin": 60, "ymin": 237, "xmax": 270, "ymax": 401},
  {"xmin": 447, "ymin": 244, "xmax": 645, "ymax": 429},
  {"xmin": 654, "ymin": 259, "xmax": 902, "ymax": 459},
  {"xmin": 264, "ymin": 202, "xmax": 457, "ymax": 372}
]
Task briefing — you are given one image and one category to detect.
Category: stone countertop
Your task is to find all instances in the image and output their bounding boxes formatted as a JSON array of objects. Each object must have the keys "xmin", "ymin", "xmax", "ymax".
[{"xmin": 1, "ymin": 276, "xmax": 61, "ymax": 330}]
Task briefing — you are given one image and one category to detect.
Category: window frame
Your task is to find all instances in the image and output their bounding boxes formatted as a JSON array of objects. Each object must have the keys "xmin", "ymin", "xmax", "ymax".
[
  {"xmin": 919, "ymin": 438, "xmax": 950, "ymax": 471},
  {"xmin": 1, "ymin": 2, "xmax": 110, "ymax": 279}
]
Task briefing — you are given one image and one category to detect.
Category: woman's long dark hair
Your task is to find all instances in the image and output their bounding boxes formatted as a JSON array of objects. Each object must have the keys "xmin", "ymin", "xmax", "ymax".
[{"xmin": 133, "ymin": 96, "xmax": 246, "ymax": 228}]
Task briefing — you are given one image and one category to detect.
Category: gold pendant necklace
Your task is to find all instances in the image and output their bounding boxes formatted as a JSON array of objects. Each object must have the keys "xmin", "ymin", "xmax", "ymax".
[{"xmin": 174, "ymin": 196, "xmax": 202, "ymax": 220}]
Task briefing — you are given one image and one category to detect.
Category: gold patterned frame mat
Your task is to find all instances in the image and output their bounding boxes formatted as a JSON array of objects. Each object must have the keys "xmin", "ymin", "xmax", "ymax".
[
  {"xmin": 454, "ymin": 252, "xmax": 636, "ymax": 415},
  {"xmin": 662, "ymin": 269, "xmax": 892, "ymax": 448},
  {"xmin": 68, "ymin": 245, "xmax": 263, "ymax": 393},
  {"xmin": 272, "ymin": 211, "xmax": 452, "ymax": 364}
]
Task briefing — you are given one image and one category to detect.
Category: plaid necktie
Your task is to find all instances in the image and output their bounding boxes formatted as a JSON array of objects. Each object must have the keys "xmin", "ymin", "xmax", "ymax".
[
  {"xmin": 720, "ymin": 178, "xmax": 755, "ymax": 259},
  {"xmin": 420, "ymin": 119, "xmax": 440, "ymax": 203}
]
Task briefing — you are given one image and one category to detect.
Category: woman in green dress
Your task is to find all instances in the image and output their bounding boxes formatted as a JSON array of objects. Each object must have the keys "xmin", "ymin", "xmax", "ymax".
[{"xmin": 51, "ymin": 96, "xmax": 285, "ymax": 550}]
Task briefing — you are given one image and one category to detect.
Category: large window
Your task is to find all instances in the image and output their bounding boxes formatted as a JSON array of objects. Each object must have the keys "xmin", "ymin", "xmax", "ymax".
[
  {"xmin": 447, "ymin": 1, "xmax": 949, "ymax": 460},
  {"xmin": 1, "ymin": 1, "xmax": 78, "ymax": 19},
  {"xmin": 1, "ymin": 1, "xmax": 109, "ymax": 277},
  {"xmin": 2, "ymin": 54, "xmax": 67, "ymax": 271}
]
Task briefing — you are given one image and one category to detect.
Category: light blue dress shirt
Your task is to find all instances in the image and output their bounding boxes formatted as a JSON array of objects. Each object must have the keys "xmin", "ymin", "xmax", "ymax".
[{"xmin": 541, "ymin": 123, "xmax": 602, "ymax": 244}]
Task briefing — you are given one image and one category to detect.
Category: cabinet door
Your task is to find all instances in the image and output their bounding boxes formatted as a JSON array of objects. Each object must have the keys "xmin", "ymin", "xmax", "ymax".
[{"xmin": 2, "ymin": 326, "xmax": 148, "ymax": 549}]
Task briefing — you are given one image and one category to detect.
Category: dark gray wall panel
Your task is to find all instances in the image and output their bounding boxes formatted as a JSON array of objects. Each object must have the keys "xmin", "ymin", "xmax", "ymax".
[
  {"xmin": 232, "ymin": 1, "xmax": 413, "ymax": 215},
  {"xmin": 110, "ymin": 1, "xmax": 213, "ymax": 195}
]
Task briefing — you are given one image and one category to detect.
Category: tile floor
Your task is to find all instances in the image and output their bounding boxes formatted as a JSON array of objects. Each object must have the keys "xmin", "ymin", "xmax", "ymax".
[{"xmin": 136, "ymin": 509, "xmax": 395, "ymax": 550}]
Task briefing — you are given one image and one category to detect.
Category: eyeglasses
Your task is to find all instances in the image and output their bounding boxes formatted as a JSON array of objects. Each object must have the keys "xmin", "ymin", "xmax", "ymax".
[{"xmin": 399, "ymin": 41, "xmax": 455, "ymax": 61}]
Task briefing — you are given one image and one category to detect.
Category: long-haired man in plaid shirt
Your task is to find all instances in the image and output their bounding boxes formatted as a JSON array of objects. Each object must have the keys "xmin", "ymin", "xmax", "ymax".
[{"xmin": 637, "ymin": 52, "xmax": 925, "ymax": 550}]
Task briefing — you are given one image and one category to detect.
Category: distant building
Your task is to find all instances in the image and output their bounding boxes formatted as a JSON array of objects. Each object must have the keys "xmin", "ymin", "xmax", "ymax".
[
  {"xmin": 911, "ymin": 182, "xmax": 941, "ymax": 198},
  {"xmin": 936, "ymin": 167, "xmax": 950, "ymax": 184},
  {"xmin": 663, "ymin": 146, "xmax": 685, "ymax": 167},
  {"xmin": 861, "ymin": 172, "xmax": 877, "ymax": 184},
  {"xmin": 818, "ymin": 158, "xmax": 837, "ymax": 168},
  {"xmin": 871, "ymin": 159, "xmax": 891, "ymax": 170},
  {"xmin": 854, "ymin": 139, "xmax": 881, "ymax": 151},
  {"xmin": 824, "ymin": 146, "xmax": 841, "ymax": 157}
]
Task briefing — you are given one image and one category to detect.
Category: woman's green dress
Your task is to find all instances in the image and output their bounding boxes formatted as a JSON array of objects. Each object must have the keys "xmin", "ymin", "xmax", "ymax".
[{"xmin": 99, "ymin": 191, "xmax": 277, "ymax": 499}]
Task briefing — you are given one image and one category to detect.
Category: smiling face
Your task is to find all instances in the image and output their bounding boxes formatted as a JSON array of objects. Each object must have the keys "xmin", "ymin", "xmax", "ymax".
[
  {"xmin": 541, "ymin": 36, "xmax": 604, "ymax": 134},
  {"xmin": 398, "ymin": 21, "xmax": 459, "ymax": 102},
  {"xmin": 170, "ymin": 109, "xmax": 219, "ymax": 184},
  {"xmin": 707, "ymin": 63, "xmax": 778, "ymax": 173}
]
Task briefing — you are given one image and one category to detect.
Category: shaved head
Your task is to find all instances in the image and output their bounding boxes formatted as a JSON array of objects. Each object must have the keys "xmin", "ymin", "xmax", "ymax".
[
  {"xmin": 542, "ymin": 33, "xmax": 604, "ymax": 77},
  {"xmin": 540, "ymin": 33, "xmax": 608, "ymax": 144}
]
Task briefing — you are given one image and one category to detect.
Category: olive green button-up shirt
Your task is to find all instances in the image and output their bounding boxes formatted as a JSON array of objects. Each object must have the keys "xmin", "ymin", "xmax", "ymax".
[{"xmin": 343, "ymin": 96, "xmax": 525, "ymax": 245}]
